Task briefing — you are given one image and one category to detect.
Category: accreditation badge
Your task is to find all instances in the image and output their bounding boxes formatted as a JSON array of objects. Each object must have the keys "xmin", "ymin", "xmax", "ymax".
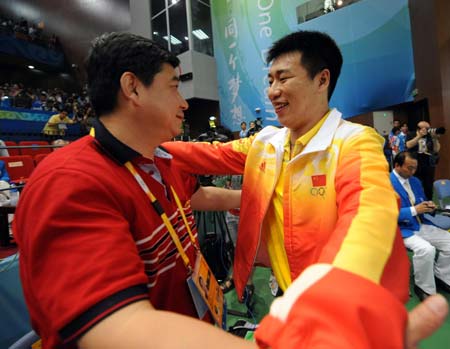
[{"xmin": 187, "ymin": 251, "xmax": 226, "ymax": 328}]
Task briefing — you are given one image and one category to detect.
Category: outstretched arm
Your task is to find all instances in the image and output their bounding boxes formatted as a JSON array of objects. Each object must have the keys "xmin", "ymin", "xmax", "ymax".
[
  {"xmin": 79, "ymin": 300, "xmax": 256, "ymax": 349},
  {"xmin": 191, "ymin": 186, "xmax": 241, "ymax": 211}
]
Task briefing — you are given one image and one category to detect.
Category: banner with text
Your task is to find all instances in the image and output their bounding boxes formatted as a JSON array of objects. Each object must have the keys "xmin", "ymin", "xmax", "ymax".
[{"xmin": 211, "ymin": 0, "xmax": 414, "ymax": 131}]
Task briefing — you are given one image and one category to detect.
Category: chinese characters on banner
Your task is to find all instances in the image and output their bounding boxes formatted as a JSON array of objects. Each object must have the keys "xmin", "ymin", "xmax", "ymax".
[{"xmin": 224, "ymin": 3, "xmax": 244, "ymax": 127}]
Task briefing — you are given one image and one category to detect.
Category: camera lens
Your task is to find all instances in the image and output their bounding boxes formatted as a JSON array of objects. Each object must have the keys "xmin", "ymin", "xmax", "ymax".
[{"xmin": 428, "ymin": 127, "xmax": 446, "ymax": 135}]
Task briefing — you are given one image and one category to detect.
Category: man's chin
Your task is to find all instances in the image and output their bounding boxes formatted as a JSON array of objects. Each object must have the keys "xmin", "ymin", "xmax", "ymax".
[
  {"xmin": 276, "ymin": 115, "xmax": 289, "ymax": 127},
  {"xmin": 170, "ymin": 130, "xmax": 182, "ymax": 140}
]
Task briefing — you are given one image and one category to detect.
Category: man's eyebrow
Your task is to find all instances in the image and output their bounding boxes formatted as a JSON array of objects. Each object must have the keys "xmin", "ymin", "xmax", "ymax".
[{"xmin": 268, "ymin": 68, "xmax": 290, "ymax": 78}]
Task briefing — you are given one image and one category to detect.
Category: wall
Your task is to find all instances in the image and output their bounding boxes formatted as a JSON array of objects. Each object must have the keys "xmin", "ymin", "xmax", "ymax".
[
  {"xmin": 348, "ymin": 112, "xmax": 373, "ymax": 128},
  {"xmin": 192, "ymin": 51, "xmax": 219, "ymax": 101},
  {"xmin": 178, "ymin": 50, "xmax": 219, "ymax": 101},
  {"xmin": 129, "ymin": 0, "xmax": 151, "ymax": 39},
  {"xmin": 409, "ymin": 0, "xmax": 450, "ymax": 179}
]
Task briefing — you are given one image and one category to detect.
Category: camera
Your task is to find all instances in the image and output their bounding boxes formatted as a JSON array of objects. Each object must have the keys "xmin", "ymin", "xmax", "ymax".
[{"xmin": 428, "ymin": 127, "xmax": 446, "ymax": 135}]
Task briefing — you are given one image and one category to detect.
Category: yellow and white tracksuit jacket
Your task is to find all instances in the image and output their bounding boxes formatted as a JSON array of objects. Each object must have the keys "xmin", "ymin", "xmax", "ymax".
[{"xmin": 163, "ymin": 109, "xmax": 410, "ymax": 348}]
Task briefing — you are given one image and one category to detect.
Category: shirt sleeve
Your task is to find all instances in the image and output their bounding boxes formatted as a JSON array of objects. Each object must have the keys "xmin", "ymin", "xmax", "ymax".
[
  {"xmin": 162, "ymin": 139, "xmax": 250, "ymax": 175},
  {"xmin": 319, "ymin": 127, "xmax": 402, "ymax": 286},
  {"xmin": 15, "ymin": 168, "xmax": 149, "ymax": 344},
  {"xmin": 255, "ymin": 265, "xmax": 407, "ymax": 349}
]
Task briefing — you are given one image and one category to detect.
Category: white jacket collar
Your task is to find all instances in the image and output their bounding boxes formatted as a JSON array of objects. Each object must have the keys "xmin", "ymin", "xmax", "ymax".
[
  {"xmin": 266, "ymin": 108, "xmax": 342, "ymax": 155},
  {"xmin": 301, "ymin": 108, "xmax": 342, "ymax": 155}
]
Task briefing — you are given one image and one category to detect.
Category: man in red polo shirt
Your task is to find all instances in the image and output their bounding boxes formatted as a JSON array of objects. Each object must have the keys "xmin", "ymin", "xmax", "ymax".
[{"xmin": 14, "ymin": 32, "xmax": 251, "ymax": 349}]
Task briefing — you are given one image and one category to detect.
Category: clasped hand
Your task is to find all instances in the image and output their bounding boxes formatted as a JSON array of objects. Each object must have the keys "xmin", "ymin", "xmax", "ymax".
[{"xmin": 415, "ymin": 201, "xmax": 436, "ymax": 214}]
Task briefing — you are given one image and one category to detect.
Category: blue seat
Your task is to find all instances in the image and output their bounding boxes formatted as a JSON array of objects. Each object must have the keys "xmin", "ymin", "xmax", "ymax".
[
  {"xmin": 425, "ymin": 213, "xmax": 450, "ymax": 230},
  {"xmin": 8, "ymin": 330, "xmax": 40, "ymax": 349},
  {"xmin": 424, "ymin": 179, "xmax": 450, "ymax": 230},
  {"xmin": 434, "ymin": 179, "xmax": 450, "ymax": 209}
]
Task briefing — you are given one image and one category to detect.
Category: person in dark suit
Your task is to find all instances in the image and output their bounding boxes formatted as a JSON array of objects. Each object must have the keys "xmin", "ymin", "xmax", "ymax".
[{"xmin": 390, "ymin": 151, "xmax": 450, "ymax": 301}]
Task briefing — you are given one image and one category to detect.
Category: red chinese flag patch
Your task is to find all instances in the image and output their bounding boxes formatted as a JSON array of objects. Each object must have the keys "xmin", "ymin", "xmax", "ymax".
[{"xmin": 311, "ymin": 174, "xmax": 326, "ymax": 187}]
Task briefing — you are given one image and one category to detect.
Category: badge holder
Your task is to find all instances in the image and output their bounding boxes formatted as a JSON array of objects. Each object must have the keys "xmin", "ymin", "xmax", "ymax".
[{"xmin": 187, "ymin": 251, "xmax": 226, "ymax": 329}]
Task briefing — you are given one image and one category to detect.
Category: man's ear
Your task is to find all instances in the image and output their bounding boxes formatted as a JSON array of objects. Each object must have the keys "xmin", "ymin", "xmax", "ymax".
[
  {"xmin": 317, "ymin": 69, "xmax": 330, "ymax": 90},
  {"xmin": 119, "ymin": 72, "xmax": 140, "ymax": 103}
]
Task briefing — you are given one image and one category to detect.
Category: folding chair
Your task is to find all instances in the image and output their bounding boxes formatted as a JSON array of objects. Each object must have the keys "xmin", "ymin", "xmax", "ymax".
[
  {"xmin": 0, "ymin": 156, "xmax": 35, "ymax": 184},
  {"xmin": 33, "ymin": 153, "xmax": 48, "ymax": 166},
  {"xmin": 18, "ymin": 141, "xmax": 51, "ymax": 158},
  {"xmin": 4, "ymin": 141, "xmax": 21, "ymax": 156}
]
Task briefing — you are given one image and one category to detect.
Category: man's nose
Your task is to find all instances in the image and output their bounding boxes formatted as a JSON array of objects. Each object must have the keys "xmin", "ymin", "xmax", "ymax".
[
  {"xmin": 268, "ymin": 84, "xmax": 281, "ymax": 101},
  {"xmin": 180, "ymin": 96, "xmax": 188, "ymax": 110}
]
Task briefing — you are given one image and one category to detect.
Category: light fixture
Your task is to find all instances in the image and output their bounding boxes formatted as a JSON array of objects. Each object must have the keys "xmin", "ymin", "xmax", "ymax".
[
  {"xmin": 163, "ymin": 35, "xmax": 182, "ymax": 45},
  {"xmin": 184, "ymin": 36, "xmax": 189, "ymax": 40},
  {"xmin": 28, "ymin": 65, "xmax": 35, "ymax": 69},
  {"xmin": 171, "ymin": 0, "xmax": 179, "ymax": 4},
  {"xmin": 153, "ymin": 31, "xmax": 158, "ymax": 35},
  {"xmin": 192, "ymin": 29, "xmax": 209, "ymax": 40},
  {"xmin": 337, "ymin": 0, "xmax": 343, "ymax": 6},
  {"xmin": 208, "ymin": 116, "xmax": 217, "ymax": 129}
]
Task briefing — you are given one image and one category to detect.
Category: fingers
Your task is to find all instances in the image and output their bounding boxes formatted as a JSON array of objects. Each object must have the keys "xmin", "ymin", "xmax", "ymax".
[{"xmin": 406, "ymin": 294, "xmax": 449, "ymax": 348}]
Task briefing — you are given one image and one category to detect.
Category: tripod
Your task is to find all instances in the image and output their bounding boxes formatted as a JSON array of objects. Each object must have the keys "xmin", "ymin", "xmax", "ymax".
[
  {"xmin": 194, "ymin": 210, "xmax": 255, "ymax": 319},
  {"xmin": 194, "ymin": 210, "xmax": 234, "ymax": 281}
]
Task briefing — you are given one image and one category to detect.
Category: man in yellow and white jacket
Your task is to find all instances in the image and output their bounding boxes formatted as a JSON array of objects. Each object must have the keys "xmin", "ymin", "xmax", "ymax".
[{"xmin": 164, "ymin": 30, "xmax": 433, "ymax": 348}]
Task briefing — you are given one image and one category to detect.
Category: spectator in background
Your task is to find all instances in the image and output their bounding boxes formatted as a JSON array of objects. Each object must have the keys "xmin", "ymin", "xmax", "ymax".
[
  {"xmin": 0, "ymin": 159, "xmax": 10, "ymax": 182},
  {"xmin": 51, "ymin": 138, "xmax": 70, "ymax": 150},
  {"xmin": 239, "ymin": 121, "xmax": 247, "ymax": 138},
  {"xmin": 80, "ymin": 104, "xmax": 95, "ymax": 135},
  {"xmin": 0, "ymin": 139, "xmax": 10, "ymax": 157},
  {"xmin": 398, "ymin": 122, "xmax": 408, "ymax": 152},
  {"xmin": 246, "ymin": 120, "xmax": 257, "ymax": 137},
  {"xmin": 390, "ymin": 151, "xmax": 450, "ymax": 301},
  {"xmin": 12, "ymin": 88, "xmax": 32, "ymax": 108},
  {"xmin": 389, "ymin": 120, "xmax": 401, "ymax": 136},
  {"xmin": 41, "ymin": 107, "xmax": 75, "ymax": 140},
  {"xmin": 406, "ymin": 121, "xmax": 442, "ymax": 200},
  {"xmin": 0, "ymin": 88, "xmax": 11, "ymax": 108},
  {"xmin": 0, "ymin": 159, "xmax": 11, "ymax": 204},
  {"xmin": 31, "ymin": 91, "xmax": 47, "ymax": 110},
  {"xmin": 389, "ymin": 126, "xmax": 401, "ymax": 157}
]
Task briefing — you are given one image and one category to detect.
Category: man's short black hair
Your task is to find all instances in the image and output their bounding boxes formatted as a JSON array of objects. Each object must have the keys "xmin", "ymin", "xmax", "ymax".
[
  {"xmin": 266, "ymin": 30, "xmax": 343, "ymax": 101},
  {"xmin": 85, "ymin": 32, "xmax": 180, "ymax": 116},
  {"xmin": 393, "ymin": 151, "xmax": 417, "ymax": 167}
]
